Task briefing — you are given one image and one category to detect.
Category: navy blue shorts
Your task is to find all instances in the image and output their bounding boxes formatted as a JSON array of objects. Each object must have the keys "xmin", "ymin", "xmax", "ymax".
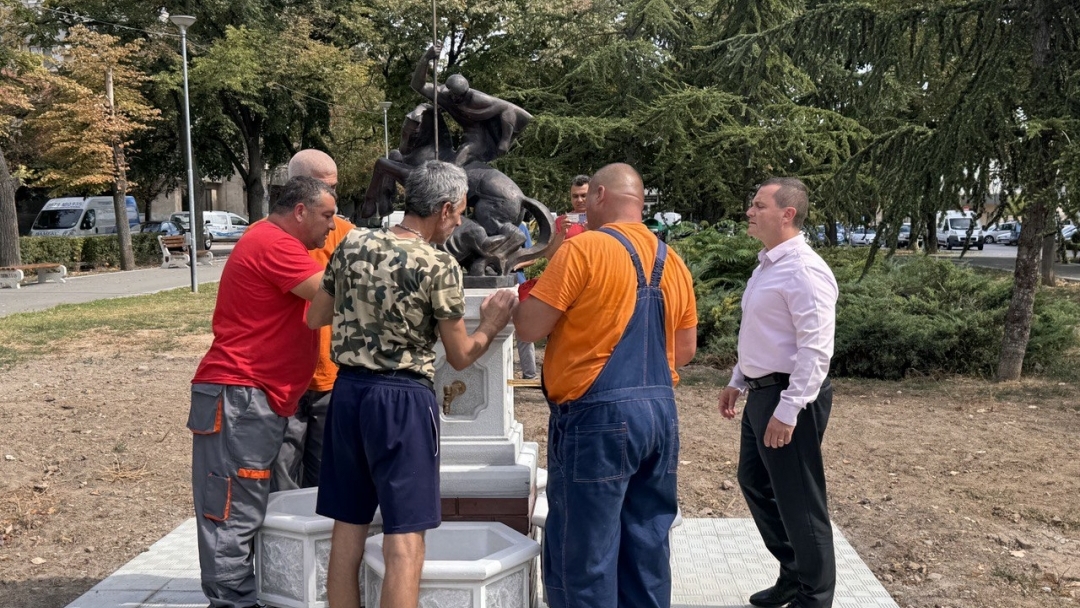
[{"xmin": 316, "ymin": 369, "xmax": 441, "ymax": 534}]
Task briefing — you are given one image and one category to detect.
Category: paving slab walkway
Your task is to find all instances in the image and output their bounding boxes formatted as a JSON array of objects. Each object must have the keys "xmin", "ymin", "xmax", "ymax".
[
  {"xmin": 65, "ymin": 517, "xmax": 897, "ymax": 608},
  {"xmin": 0, "ymin": 263, "xmax": 225, "ymax": 317}
]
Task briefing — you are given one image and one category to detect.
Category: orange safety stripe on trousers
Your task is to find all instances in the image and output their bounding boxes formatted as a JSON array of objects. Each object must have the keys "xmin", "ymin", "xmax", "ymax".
[
  {"xmin": 237, "ymin": 468, "xmax": 271, "ymax": 480},
  {"xmin": 191, "ymin": 394, "xmax": 223, "ymax": 435},
  {"xmin": 203, "ymin": 476, "xmax": 232, "ymax": 522}
]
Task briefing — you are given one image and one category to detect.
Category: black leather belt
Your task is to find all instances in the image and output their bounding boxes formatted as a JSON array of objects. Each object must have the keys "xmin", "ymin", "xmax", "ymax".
[
  {"xmin": 339, "ymin": 365, "xmax": 434, "ymax": 391},
  {"xmin": 745, "ymin": 372, "xmax": 790, "ymax": 391}
]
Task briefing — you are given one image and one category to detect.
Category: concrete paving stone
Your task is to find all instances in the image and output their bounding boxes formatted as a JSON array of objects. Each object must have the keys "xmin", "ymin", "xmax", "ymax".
[{"xmin": 66, "ymin": 517, "xmax": 897, "ymax": 608}]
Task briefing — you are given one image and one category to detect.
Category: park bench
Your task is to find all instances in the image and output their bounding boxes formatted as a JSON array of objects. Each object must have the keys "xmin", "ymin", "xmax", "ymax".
[
  {"xmin": 0, "ymin": 263, "xmax": 68, "ymax": 289},
  {"xmin": 158, "ymin": 234, "xmax": 213, "ymax": 269}
]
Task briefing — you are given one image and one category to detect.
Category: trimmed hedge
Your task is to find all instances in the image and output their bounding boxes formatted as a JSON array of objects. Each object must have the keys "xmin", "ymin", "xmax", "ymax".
[
  {"xmin": 18, "ymin": 234, "xmax": 163, "ymax": 268},
  {"xmin": 672, "ymin": 229, "xmax": 1080, "ymax": 379}
]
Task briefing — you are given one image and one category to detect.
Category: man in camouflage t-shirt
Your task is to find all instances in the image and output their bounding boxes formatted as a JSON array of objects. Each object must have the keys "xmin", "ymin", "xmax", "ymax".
[{"xmin": 306, "ymin": 160, "xmax": 517, "ymax": 608}]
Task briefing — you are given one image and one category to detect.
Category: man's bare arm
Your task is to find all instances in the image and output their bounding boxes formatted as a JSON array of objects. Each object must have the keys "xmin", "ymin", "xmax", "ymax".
[
  {"xmin": 306, "ymin": 288, "xmax": 333, "ymax": 329},
  {"xmin": 512, "ymin": 296, "xmax": 563, "ymax": 343},
  {"xmin": 674, "ymin": 326, "xmax": 697, "ymax": 367},
  {"xmin": 439, "ymin": 290, "xmax": 517, "ymax": 369},
  {"xmin": 290, "ymin": 271, "xmax": 324, "ymax": 302}
]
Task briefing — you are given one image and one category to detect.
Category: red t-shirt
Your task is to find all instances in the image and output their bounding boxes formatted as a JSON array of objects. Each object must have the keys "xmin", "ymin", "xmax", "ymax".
[
  {"xmin": 192, "ymin": 221, "xmax": 324, "ymax": 417},
  {"xmin": 555, "ymin": 215, "xmax": 588, "ymax": 239}
]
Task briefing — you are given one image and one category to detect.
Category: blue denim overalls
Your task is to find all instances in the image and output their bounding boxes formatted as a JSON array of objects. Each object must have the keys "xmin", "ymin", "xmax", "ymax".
[{"xmin": 542, "ymin": 227, "xmax": 680, "ymax": 608}]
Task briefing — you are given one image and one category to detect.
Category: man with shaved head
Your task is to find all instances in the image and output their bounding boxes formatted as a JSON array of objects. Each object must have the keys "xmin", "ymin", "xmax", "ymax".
[
  {"xmin": 514, "ymin": 163, "xmax": 698, "ymax": 608},
  {"xmin": 271, "ymin": 149, "xmax": 355, "ymax": 492}
]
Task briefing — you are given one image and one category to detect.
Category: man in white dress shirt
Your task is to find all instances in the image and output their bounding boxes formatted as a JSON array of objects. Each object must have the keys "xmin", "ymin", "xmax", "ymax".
[{"xmin": 718, "ymin": 177, "xmax": 838, "ymax": 608}]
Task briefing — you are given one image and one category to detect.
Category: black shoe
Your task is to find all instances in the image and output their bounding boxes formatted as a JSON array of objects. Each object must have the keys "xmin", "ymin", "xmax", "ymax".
[{"xmin": 748, "ymin": 580, "xmax": 798, "ymax": 608}]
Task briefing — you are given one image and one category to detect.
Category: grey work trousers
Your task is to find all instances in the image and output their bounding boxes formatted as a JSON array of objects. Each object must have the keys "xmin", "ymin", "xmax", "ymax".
[
  {"xmin": 189, "ymin": 383, "xmax": 287, "ymax": 608},
  {"xmin": 270, "ymin": 388, "xmax": 331, "ymax": 492},
  {"xmin": 517, "ymin": 338, "xmax": 537, "ymax": 379}
]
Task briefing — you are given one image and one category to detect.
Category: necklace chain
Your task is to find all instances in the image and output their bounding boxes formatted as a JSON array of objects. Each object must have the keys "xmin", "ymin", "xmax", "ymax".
[{"xmin": 396, "ymin": 223, "xmax": 428, "ymax": 241}]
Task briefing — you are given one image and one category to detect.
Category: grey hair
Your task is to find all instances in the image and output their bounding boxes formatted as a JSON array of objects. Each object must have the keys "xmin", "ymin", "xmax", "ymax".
[
  {"xmin": 272, "ymin": 176, "xmax": 336, "ymax": 214},
  {"xmin": 759, "ymin": 177, "xmax": 809, "ymax": 229},
  {"xmin": 571, "ymin": 174, "xmax": 590, "ymax": 188},
  {"xmin": 404, "ymin": 161, "xmax": 469, "ymax": 218}
]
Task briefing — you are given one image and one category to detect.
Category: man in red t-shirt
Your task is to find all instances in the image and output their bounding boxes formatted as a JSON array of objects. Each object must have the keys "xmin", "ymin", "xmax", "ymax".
[
  {"xmin": 517, "ymin": 174, "xmax": 590, "ymax": 304},
  {"xmin": 554, "ymin": 174, "xmax": 590, "ymax": 238},
  {"xmin": 187, "ymin": 175, "xmax": 337, "ymax": 608}
]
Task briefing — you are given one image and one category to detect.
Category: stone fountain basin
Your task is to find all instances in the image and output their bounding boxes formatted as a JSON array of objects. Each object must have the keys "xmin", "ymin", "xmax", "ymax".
[
  {"xmin": 363, "ymin": 522, "xmax": 539, "ymax": 607},
  {"xmin": 257, "ymin": 488, "xmax": 382, "ymax": 608}
]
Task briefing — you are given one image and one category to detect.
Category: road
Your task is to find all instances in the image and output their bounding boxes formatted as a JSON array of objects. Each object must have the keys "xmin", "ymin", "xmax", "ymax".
[
  {"xmin": 0, "ymin": 242, "xmax": 235, "ymax": 317},
  {"xmin": 921, "ymin": 242, "xmax": 1080, "ymax": 281}
]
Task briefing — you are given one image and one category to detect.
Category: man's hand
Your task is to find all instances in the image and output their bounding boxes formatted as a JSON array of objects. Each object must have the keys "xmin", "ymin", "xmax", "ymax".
[
  {"xmin": 542, "ymin": 220, "xmax": 570, "ymax": 258},
  {"xmin": 718, "ymin": 386, "xmax": 742, "ymax": 419},
  {"xmin": 478, "ymin": 289, "xmax": 517, "ymax": 331},
  {"xmin": 425, "ymin": 43, "xmax": 442, "ymax": 61},
  {"xmin": 763, "ymin": 416, "xmax": 795, "ymax": 449}
]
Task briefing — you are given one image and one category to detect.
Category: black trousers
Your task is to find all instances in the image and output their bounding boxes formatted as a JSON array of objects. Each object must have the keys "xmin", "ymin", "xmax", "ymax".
[{"xmin": 739, "ymin": 379, "xmax": 835, "ymax": 608}]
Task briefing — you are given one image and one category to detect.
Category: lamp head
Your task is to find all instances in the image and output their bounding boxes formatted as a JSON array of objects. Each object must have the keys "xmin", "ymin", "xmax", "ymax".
[
  {"xmin": 169, "ymin": 15, "xmax": 196, "ymax": 30},
  {"xmin": 379, "ymin": 101, "xmax": 393, "ymax": 111}
]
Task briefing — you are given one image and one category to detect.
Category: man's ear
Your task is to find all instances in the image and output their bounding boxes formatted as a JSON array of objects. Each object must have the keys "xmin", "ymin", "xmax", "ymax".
[
  {"xmin": 440, "ymin": 201, "xmax": 454, "ymax": 218},
  {"xmin": 293, "ymin": 203, "xmax": 307, "ymax": 222},
  {"xmin": 593, "ymin": 184, "xmax": 606, "ymax": 205}
]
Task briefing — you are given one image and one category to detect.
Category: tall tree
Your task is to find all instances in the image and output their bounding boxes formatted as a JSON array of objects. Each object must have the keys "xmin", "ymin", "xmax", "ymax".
[
  {"xmin": 0, "ymin": 0, "xmax": 35, "ymax": 267},
  {"xmin": 38, "ymin": 1, "xmax": 383, "ymax": 220},
  {"xmin": 701, "ymin": 0, "xmax": 1080, "ymax": 379},
  {"xmin": 24, "ymin": 25, "xmax": 158, "ymax": 269}
]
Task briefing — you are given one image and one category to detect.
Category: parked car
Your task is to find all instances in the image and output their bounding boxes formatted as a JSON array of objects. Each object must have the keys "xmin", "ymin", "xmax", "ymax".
[
  {"xmin": 849, "ymin": 226, "xmax": 876, "ymax": 246},
  {"xmin": 140, "ymin": 220, "xmax": 182, "ymax": 236},
  {"xmin": 168, "ymin": 212, "xmax": 213, "ymax": 250},
  {"xmin": 897, "ymin": 224, "xmax": 914, "ymax": 247},
  {"xmin": 812, "ymin": 224, "xmax": 847, "ymax": 245},
  {"xmin": 983, "ymin": 221, "xmax": 1018, "ymax": 244}
]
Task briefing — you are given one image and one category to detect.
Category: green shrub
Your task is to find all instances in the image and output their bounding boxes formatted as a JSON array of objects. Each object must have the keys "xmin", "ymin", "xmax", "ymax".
[
  {"xmin": 675, "ymin": 229, "xmax": 1080, "ymax": 379},
  {"xmin": 19, "ymin": 234, "xmax": 164, "ymax": 268}
]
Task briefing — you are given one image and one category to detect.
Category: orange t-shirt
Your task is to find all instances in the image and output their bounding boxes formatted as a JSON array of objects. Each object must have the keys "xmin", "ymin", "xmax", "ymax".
[
  {"xmin": 529, "ymin": 222, "xmax": 697, "ymax": 403},
  {"xmin": 310, "ymin": 215, "xmax": 355, "ymax": 391}
]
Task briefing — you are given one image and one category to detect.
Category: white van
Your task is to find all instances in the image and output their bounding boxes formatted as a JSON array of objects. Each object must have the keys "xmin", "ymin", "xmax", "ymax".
[
  {"xmin": 31, "ymin": 196, "xmax": 140, "ymax": 237},
  {"xmin": 203, "ymin": 211, "xmax": 250, "ymax": 242},
  {"xmin": 936, "ymin": 210, "xmax": 983, "ymax": 250}
]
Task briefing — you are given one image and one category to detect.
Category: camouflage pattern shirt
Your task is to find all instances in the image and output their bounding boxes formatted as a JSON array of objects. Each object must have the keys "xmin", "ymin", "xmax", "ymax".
[{"xmin": 322, "ymin": 227, "xmax": 465, "ymax": 380}]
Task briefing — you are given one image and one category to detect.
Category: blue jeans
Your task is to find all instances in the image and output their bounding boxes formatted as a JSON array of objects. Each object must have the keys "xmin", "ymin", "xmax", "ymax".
[{"xmin": 543, "ymin": 389, "xmax": 679, "ymax": 608}]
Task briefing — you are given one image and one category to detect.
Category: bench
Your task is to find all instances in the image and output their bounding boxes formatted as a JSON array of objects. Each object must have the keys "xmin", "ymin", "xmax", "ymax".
[
  {"xmin": 0, "ymin": 263, "xmax": 68, "ymax": 289},
  {"xmin": 159, "ymin": 235, "xmax": 213, "ymax": 268}
]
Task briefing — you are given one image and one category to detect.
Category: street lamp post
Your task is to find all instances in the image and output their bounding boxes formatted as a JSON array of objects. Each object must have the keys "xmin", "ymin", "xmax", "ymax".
[
  {"xmin": 379, "ymin": 101, "xmax": 392, "ymax": 158},
  {"xmin": 170, "ymin": 14, "xmax": 199, "ymax": 293}
]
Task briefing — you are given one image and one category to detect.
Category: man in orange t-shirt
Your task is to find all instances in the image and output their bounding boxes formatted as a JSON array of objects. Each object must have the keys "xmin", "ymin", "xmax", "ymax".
[
  {"xmin": 514, "ymin": 163, "xmax": 697, "ymax": 608},
  {"xmin": 271, "ymin": 150, "xmax": 354, "ymax": 491}
]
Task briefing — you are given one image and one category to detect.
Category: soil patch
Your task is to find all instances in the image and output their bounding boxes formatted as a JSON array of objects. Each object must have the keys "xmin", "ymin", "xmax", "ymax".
[{"xmin": 1, "ymin": 345, "xmax": 1078, "ymax": 607}]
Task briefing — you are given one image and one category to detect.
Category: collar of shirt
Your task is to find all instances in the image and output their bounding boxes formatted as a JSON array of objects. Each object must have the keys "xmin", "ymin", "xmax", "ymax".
[{"xmin": 759, "ymin": 233, "xmax": 807, "ymax": 265}]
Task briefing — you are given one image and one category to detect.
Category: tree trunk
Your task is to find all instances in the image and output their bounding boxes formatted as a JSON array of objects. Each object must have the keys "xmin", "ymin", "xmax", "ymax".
[
  {"xmin": 996, "ymin": 193, "xmax": 1049, "ymax": 381},
  {"xmin": 0, "ymin": 146, "xmax": 20, "ymax": 267},
  {"xmin": 1040, "ymin": 231, "xmax": 1056, "ymax": 285},
  {"xmin": 923, "ymin": 211, "xmax": 937, "ymax": 254},
  {"xmin": 112, "ymin": 143, "xmax": 136, "ymax": 270},
  {"xmin": 106, "ymin": 68, "xmax": 135, "ymax": 270},
  {"xmin": 245, "ymin": 130, "xmax": 266, "ymax": 221}
]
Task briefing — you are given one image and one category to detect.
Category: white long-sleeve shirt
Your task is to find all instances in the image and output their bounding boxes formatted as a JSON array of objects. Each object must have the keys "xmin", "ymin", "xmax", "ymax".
[{"xmin": 729, "ymin": 234, "xmax": 838, "ymax": 426}]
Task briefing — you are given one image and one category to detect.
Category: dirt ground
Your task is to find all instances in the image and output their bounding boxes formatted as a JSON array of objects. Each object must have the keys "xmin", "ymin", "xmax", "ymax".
[{"xmin": 1, "ymin": 334, "xmax": 1078, "ymax": 608}]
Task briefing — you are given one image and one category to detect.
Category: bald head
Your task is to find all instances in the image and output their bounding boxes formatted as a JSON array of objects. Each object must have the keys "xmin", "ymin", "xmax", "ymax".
[
  {"xmin": 586, "ymin": 163, "xmax": 645, "ymax": 227},
  {"xmin": 288, "ymin": 149, "xmax": 338, "ymax": 188}
]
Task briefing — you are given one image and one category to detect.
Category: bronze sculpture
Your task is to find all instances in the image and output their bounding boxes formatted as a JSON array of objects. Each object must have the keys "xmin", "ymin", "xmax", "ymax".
[{"xmin": 358, "ymin": 46, "xmax": 555, "ymax": 280}]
